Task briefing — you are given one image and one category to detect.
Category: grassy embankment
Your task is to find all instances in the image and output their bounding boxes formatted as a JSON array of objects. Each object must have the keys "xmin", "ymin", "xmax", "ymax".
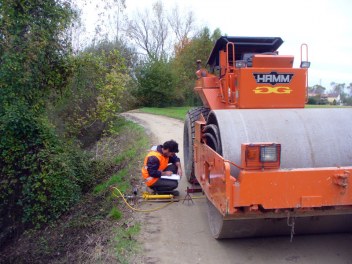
[
  {"xmin": 1, "ymin": 117, "xmax": 149, "ymax": 264},
  {"xmin": 91, "ymin": 117, "xmax": 149, "ymax": 264}
]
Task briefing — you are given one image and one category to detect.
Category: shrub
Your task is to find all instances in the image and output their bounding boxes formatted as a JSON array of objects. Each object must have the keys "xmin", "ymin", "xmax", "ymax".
[
  {"xmin": 0, "ymin": 103, "xmax": 93, "ymax": 229},
  {"xmin": 55, "ymin": 50, "xmax": 131, "ymax": 147},
  {"xmin": 134, "ymin": 59, "xmax": 177, "ymax": 107}
]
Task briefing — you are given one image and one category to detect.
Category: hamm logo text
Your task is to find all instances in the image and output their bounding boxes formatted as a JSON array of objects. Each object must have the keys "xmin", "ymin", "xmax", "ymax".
[{"xmin": 253, "ymin": 72, "xmax": 294, "ymax": 85}]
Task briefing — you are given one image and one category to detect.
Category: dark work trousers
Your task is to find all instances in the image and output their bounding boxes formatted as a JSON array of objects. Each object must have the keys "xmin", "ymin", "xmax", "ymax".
[{"xmin": 151, "ymin": 164, "xmax": 178, "ymax": 192}]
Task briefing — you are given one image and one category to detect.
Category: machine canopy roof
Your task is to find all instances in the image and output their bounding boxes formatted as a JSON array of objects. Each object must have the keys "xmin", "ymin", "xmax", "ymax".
[{"xmin": 207, "ymin": 36, "xmax": 283, "ymax": 67}]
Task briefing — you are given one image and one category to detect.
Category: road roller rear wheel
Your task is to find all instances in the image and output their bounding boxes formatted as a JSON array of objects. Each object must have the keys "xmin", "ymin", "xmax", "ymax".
[{"xmin": 183, "ymin": 107, "xmax": 209, "ymax": 183}]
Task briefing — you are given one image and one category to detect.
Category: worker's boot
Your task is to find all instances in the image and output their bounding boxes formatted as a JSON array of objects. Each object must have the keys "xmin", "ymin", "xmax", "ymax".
[{"xmin": 171, "ymin": 190, "xmax": 179, "ymax": 196}]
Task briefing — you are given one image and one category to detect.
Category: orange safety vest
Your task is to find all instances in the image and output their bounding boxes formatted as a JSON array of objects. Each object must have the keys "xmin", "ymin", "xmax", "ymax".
[{"xmin": 142, "ymin": 150, "xmax": 169, "ymax": 187}]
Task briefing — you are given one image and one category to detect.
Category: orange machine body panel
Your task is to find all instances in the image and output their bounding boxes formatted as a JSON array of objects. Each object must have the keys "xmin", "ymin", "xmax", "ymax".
[
  {"xmin": 252, "ymin": 54, "xmax": 294, "ymax": 68},
  {"xmin": 238, "ymin": 67, "xmax": 307, "ymax": 108},
  {"xmin": 195, "ymin": 66, "xmax": 307, "ymax": 109}
]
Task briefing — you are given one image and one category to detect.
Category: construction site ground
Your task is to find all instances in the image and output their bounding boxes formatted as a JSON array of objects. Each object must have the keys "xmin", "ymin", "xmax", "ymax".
[{"xmin": 123, "ymin": 111, "xmax": 352, "ymax": 264}]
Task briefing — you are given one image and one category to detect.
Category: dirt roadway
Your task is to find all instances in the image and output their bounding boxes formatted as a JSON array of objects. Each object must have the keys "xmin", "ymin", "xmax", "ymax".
[{"xmin": 122, "ymin": 112, "xmax": 352, "ymax": 264}]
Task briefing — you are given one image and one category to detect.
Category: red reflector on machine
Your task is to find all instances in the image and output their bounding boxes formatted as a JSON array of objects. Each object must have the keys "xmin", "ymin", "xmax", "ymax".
[
  {"xmin": 241, "ymin": 143, "xmax": 281, "ymax": 169},
  {"xmin": 246, "ymin": 146, "xmax": 260, "ymax": 160}
]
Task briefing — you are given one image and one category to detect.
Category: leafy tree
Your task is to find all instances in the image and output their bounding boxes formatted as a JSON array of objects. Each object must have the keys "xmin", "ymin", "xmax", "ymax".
[
  {"xmin": 84, "ymin": 38, "xmax": 138, "ymax": 71},
  {"xmin": 211, "ymin": 28, "xmax": 222, "ymax": 42},
  {"xmin": 343, "ymin": 96, "xmax": 352, "ymax": 106},
  {"xmin": 0, "ymin": 0, "xmax": 74, "ymax": 109},
  {"xmin": 134, "ymin": 59, "xmax": 177, "ymax": 107},
  {"xmin": 56, "ymin": 49, "xmax": 131, "ymax": 146},
  {"xmin": 308, "ymin": 84, "xmax": 326, "ymax": 95},
  {"xmin": 171, "ymin": 27, "xmax": 221, "ymax": 106},
  {"xmin": 347, "ymin": 83, "xmax": 352, "ymax": 95},
  {"xmin": 307, "ymin": 96, "xmax": 318, "ymax": 104},
  {"xmin": 330, "ymin": 82, "xmax": 345, "ymax": 96}
]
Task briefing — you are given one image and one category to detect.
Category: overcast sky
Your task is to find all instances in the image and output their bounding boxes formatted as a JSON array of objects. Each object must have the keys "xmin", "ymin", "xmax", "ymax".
[{"xmin": 81, "ymin": 0, "xmax": 352, "ymax": 88}]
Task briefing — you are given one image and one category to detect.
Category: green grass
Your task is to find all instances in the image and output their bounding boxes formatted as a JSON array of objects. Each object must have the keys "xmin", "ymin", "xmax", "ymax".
[
  {"xmin": 115, "ymin": 148, "xmax": 138, "ymax": 165},
  {"xmin": 114, "ymin": 223, "xmax": 141, "ymax": 264},
  {"xmin": 139, "ymin": 106, "xmax": 193, "ymax": 120},
  {"xmin": 305, "ymin": 104, "xmax": 351, "ymax": 108},
  {"xmin": 110, "ymin": 116, "xmax": 147, "ymax": 134},
  {"xmin": 94, "ymin": 168, "xmax": 129, "ymax": 194},
  {"xmin": 109, "ymin": 207, "xmax": 122, "ymax": 220}
]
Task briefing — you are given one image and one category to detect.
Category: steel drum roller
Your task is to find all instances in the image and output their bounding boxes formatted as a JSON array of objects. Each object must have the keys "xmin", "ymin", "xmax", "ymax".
[
  {"xmin": 207, "ymin": 108, "xmax": 352, "ymax": 176},
  {"xmin": 204, "ymin": 108, "xmax": 352, "ymax": 238}
]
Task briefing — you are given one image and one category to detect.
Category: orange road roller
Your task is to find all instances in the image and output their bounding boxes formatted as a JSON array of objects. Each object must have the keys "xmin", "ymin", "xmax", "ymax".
[{"xmin": 183, "ymin": 36, "xmax": 352, "ymax": 239}]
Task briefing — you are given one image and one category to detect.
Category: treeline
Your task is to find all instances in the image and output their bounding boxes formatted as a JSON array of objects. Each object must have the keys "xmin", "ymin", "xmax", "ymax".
[
  {"xmin": 308, "ymin": 83, "xmax": 352, "ymax": 105},
  {"xmin": 109, "ymin": 1, "xmax": 221, "ymax": 107},
  {"xmin": 0, "ymin": 0, "xmax": 219, "ymax": 245},
  {"xmin": 133, "ymin": 28, "xmax": 220, "ymax": 107}
]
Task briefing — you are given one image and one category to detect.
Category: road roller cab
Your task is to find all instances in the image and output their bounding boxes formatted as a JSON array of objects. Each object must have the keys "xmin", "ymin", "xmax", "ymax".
[{"xmin": 184, "ymin": 36, "xmax": 352, "ymax": 239}]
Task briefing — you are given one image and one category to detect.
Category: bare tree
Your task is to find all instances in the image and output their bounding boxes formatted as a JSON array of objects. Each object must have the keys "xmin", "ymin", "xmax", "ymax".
[
  {"xmin": 93, "ymin": 0, "xmax": 127, "ymax": 43},
  {"xmin": 168, "ymin": 6, "xmax": 195, "ymax": 51},
  {"xmin": 126, "ymin": 1, "xmax": 169, "ymax": 60},
  {"xmin": 152, "ymin": 2, "xmax": 168, "ymax": 58},
  {"xmin": 108, "ymin": 0, "xmax": 126, "ymax": 41},
  {"xmin": 331, "ymin": 82, "xmax": 345, "ymax": 96},
  {"xmin": 69, "ymin": 2, "xmax": 85, "ymax": 53},
  {"xmin": 347, "ymin": 82, "xmax": 352, "ymax": 95}
]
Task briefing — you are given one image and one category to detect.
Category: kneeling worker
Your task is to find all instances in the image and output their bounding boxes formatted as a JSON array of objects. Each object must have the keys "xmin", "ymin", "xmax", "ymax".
[{"xmin": 142, "ymin": 140, "xmax": 182, "ymax": 196}]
